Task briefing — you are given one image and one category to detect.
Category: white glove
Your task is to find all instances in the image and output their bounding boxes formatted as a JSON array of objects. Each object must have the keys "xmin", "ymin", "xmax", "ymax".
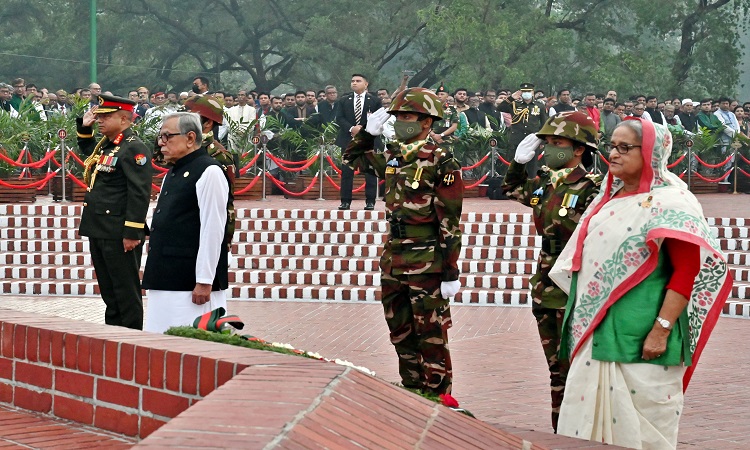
[
  {"xmin": 440, "ymin": 280, "xmax": 461, "ymax": 299},
  {"xmin": 261, "ymin": 130, "xmax": 275, "ymax": 141},
  {"xmin": 365, "ymin": 108, "xmax": 391, "ymax": 136},
  {"xmin": 514, "ymin": 133, "xmax": 543, "ymax": 164}
]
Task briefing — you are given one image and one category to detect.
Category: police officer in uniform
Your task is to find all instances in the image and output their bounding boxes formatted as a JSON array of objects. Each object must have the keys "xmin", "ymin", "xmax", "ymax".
[
  {"xmin": 77, "ymin": 95, "xmax": 153, "ymax": 329},
  {"xmin": 183, "ymin": 95, "xmax": 236, "ymax": 249},
  {"xmin": 498, "ymin": 82, "xmax": 548, "ymax": 176},
  {"xmin": 343, "ymin": 87, "xmax": 463, "ymax": 395},
  {"xmin": 501, "ymin": 111, "xmax": 602, "ymax": 432}
]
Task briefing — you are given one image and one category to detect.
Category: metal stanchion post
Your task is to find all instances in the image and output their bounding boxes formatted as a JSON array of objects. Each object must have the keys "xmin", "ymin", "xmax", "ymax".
[
  {"xmin": 317, "ymin": 138, "xmax": 325, "ymax": 201},
  {"xmin": 685, "ymin": 139, "xmax": 693, "ymax": 191},
  {"xmin": 46, "ymin": 143, "xmax": 52, "ymax": 196},
  {"xmin": 732, "ymin": 141, "xmax": 741, "ymax": 194},
  {"xmin": 260, "ymin": 134, "xmax": 269, "ymax": 201},
  {"xmin": 57, "ymin": 129, "xmax": 68, "ymax": 203}
]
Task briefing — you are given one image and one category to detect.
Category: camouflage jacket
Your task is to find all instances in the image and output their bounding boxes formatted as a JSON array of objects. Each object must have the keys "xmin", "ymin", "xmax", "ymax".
[
  {"xmin": 202, "ymin": 133, "xmax": 236, "ymax": 247},
  {"xmin": 343, "ymin": 130, "xmax": 463, "ymax": 281},
  {"xmin": 502, "ymin": 161, "xmax": 601, "ymax": 308},
  {"xmin": 432, "ymin": 106, "xmax": 459, "ymax": 134}
]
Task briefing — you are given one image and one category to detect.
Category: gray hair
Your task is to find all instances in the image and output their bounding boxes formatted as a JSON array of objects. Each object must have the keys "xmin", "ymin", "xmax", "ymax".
[
  {"xmin": 614, "ymin": 119, "xmax": 643, "ymax": 140},
  {"xmin": 164, "ymin": 112, "xmax": 202, "ymax": 144}
]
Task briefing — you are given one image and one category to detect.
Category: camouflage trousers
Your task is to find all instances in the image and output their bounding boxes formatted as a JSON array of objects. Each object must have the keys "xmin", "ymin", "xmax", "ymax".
[
  {"xmin": 381, "ymin": 272, "xmax": 453, "ymax": 395},
  {"xmin": 531, "ymin": 302, "xmax": 569, "ymax": 433}
]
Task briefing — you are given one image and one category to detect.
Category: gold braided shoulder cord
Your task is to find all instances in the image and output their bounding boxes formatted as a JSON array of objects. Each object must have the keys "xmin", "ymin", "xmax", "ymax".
[
  {"xmin": 83, "ymin": 136, "xmax": 108, "ymax": 186},
  {"xmin": 510, "ymin": 102, "xmax": 531, "ymax": 125}
]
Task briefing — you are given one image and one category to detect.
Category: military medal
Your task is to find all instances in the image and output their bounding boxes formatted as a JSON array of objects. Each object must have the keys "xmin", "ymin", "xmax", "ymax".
[
  {"xmin": 410, "ymin": 167, "xmax": 423, "ymax": 189},
  {"xmin": 560, "ymin": 193, "xmax": 579, "ymax": 217}
]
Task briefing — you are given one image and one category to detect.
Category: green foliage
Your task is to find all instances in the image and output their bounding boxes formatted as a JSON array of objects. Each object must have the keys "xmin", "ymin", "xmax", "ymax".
[
  {"xmin": 1, "ymin": 0, "xmax": 746, "ymax": 97},
  {"xmin": 164, "ymin": 326, "xmax": 315, "ymax": 358}
]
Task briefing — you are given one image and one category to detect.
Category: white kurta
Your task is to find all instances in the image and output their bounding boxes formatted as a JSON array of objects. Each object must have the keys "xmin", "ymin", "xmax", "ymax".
[{"xmin": 144, "ymin": 164, "xmax": 229, "ymax": 333}]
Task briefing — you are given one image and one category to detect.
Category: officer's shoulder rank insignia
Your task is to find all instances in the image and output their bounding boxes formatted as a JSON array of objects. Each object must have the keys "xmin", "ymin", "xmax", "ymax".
[
  {"xmin": 442, "ymin": 173, "xmax": 455, "ymax": 186},
  {"xmin": 126, "ymin": 136, "xmax": 136, "ymax": 142},
  {"xmin": 134, "ymin": 154, "xmax": 147, "ymax": 166},
  {"xmin": 112, "ymin": 133, "xmax": 124, "ymax": 145},
  {"xmin": 530, "ymin": 187, "xmax": 544, "ymax": 205}
]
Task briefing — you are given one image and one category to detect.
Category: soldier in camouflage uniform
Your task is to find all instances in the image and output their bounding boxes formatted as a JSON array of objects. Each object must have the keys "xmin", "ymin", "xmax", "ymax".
[
  {"xmin": 498, "ymin": 83, "xmax": 548, "ymax": 177},
  {"xmin": 501, "ymin": 111, "xmax": 602, "ymax": 432},
  {"xmin": 343, "ymin": 87, "xmax": 463, "ymax": 395},
  {"xmin": 183, "ymin": 95, "xmax": 236, "ymax": 248},
  {"xmin": 428, "ymin": 83, "xmax": 459, "ymax": 146}
]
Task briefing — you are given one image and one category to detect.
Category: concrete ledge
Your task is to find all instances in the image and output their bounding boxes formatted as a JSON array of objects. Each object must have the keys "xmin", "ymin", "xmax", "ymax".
[{"xmin": 0, "ymin": 308, "xmax": 620, "ymax": 449}]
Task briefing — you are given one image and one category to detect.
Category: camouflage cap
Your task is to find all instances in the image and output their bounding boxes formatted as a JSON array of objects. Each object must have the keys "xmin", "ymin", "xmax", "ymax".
[
  {"xmin": 388, "ymin": 87, "xmax": 444, "ymax": 121},
  {"xmin": 536, "ymin": 111, "xmax": 598, "ymax": 150},
  {"xmin": 184, "ymin": 94, "xmax": 224, "ymax": 124}
]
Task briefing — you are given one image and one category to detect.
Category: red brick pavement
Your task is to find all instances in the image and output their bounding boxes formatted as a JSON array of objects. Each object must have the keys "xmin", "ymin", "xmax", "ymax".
[
  {"xmin": 0, "ymin": 404, "xmax": 135, "ymax": 449},
  {"xmin": 227, "ymin": 301, "xmax": 750, "ymax": 449}
]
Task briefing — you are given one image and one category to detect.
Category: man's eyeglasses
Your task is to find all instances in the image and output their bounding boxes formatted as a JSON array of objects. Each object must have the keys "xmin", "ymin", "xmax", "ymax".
[
  {"xmin": 607, "ymin": 143, "xmax": 641, "ymax": 154},
  {"xmin": 157, "ymin": 132, "xmax": 183, "ymax": 143}
]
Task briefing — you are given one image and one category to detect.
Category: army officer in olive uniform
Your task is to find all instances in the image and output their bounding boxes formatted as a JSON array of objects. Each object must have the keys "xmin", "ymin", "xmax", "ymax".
[
  {"xmin": 498, "ymin": 82, "xmax": 548, "ymax": 176},
  {"xmin": 77, "ymin": 94, "xmax": 153, "ymax": 330}
]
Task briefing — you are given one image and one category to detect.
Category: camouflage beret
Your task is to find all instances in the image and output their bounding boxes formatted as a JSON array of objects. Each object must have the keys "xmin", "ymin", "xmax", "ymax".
[
  {"xmin": 536, "ymin": 111, "xmax": 598, "ymax": 150},
  {"xmin": 184, "ymin": 95, "xmax": 224, "ymax": 124},
  {"xmin": 388, "ymin": 87, "xmax": 444, "ymax": 121}
]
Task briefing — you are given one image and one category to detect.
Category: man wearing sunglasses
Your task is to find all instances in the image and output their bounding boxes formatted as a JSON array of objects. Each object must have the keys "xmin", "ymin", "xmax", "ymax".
[{"xmin": 77, "ymin": 94, "xmax": 153, "ymax": 330}]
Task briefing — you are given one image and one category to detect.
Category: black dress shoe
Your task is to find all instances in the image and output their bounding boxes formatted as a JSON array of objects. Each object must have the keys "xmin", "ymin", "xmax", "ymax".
[
  {"xmin": 364, "ymin": 203, "xmax": 375, "ymax": 211},
  {"xmin": 338, "ymin": 202, "xmax": 351, "ymax": 210}
]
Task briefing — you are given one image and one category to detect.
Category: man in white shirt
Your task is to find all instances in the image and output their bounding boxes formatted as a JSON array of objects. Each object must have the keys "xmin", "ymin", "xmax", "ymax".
[{"xmin": 225, "ymin": 90, "xmax": 257, "ymax": 151}]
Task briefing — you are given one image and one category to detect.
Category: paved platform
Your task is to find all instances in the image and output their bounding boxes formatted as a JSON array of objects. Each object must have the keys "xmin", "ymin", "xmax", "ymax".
[
  {"xmin": 0, "ymin": 404, "xmax": 135, "ymax": 449},
  {"xmin": 2, "ymin": 296, "xmax": 747, "ymax": 449},
  {"xmin": 1, "ymin": 192, "xmax": 748, "ymax": 448}
]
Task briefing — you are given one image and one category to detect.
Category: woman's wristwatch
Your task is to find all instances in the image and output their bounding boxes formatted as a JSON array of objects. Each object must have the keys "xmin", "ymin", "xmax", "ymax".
[{"xmin": 655, "ymin": 316, "xmax": 673, "ymax": 330}]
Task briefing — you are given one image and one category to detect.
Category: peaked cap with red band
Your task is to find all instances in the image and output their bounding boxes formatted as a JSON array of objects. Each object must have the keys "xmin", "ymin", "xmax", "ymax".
[{"xmin": 95, "ymin": 94, "xmax": 136, "ymax": 114}]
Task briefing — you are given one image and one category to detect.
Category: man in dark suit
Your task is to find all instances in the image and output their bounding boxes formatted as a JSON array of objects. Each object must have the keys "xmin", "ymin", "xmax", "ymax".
[
  {"xmin": 316, "ymin": 85, "xmax": 339, "ymax": 125},
  {"xmin": 335, "ymin": 74, "xmax": 382, "ymax": 210},
  {"xmin": 76, "ymin": 95, "xmax": 153, "ymax": 330}
]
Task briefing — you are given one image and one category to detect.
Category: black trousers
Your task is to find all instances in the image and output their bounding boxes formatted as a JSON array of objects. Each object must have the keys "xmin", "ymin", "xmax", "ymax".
[
  {"xmin": 89, "ymin": 237, "xmax": 144, "ymax": 330},
  {"xmin": 340, "ymin": 165, "xmax": 377, "ymax": 204}
]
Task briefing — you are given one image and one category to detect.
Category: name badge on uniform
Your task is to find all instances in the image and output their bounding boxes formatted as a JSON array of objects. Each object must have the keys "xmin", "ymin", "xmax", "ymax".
[
  {"xmin": 385, "ymin": 166, "xmax": 396, "ymax": 174},
  {"xmin": 530, "ymin": 187, "xmax": 543, "ymax": 206}
]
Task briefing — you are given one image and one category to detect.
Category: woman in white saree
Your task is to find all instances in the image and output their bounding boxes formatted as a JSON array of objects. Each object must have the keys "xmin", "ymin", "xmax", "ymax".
[{"xmin": 548, "ymin": 118, "xmax": 732, "ymax": 449}]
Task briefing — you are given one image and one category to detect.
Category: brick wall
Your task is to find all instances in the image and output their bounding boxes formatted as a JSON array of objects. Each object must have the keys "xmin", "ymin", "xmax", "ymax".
[{"xmin": 0, "ymin": 309, "xmax": 245, "ymax": 439}]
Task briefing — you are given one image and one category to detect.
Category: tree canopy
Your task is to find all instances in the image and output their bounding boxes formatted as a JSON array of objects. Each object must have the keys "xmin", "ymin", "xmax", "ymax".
[{"xmin": 0, "ymin": 0, "xmax": 747, "ymax": 99}]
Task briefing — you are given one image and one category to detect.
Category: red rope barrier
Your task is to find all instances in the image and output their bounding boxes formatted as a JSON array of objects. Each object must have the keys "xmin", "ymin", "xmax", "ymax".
[
  {"xmin": 693, "ymin": 154, "xmax": 733, "ymax": 169},
  {"xmin": 238, "ymin": 152, "xmax": 261, "ymax": 175},
  {"xmin": 266, "ymin": 152, "xmax": 311, "ymax": 165},
  {"xmin": 233, "ymin": 175, "xmax": 261, "ymax": 195},
  {"xmin": 465, "ymin": 173, "xmax": 489, "ymax": 189},
  {"xmin": 265, "ymin": 172, "xmax": 318, "ymax": 196},
  {"xmin": 324, "ymin": 173, "xmax": 342, "ymax": 190},
  {"xmin": 0, "ymin": 149, "xmax": 58, "ymax": 168},
  {"xmin": 462, "ymin": 153, "xmax": 490, "ymax": 170},
  {"xmin": 497, "ymin": 155, "xmax": 512, "ymax": 166},
  {"xmin": 67, "ymin": 151, "xmax": 86, "ymax": 167},
  {"xmin": 266, "ymin": 153, "xmax": 319, "ymax": 172},
  {"xmin": 66, "ymin": 173, "xmax": 89, "ymax": 189},
  {"xmin": 678, "ymin": 171, "xmax": 686, "ymax": 179},
  {"xmin": 666, "ymin": 152, "xmax": 687, "ymax": 169},
  {"xmin": 740, "ymin": 153, "xmax": 750, "ymax": 165},
  {"xmin": 326, "ymin": 155, "xmax": 342, "ymax": 175},
  {"xmin": 691, "ymin": 170, "xmax": 732, "ymax": 183},
  {"xmin": 152, "ymin": 161, "xmax": 168, "ymax": 173},
  {"xmin": 739, "ymin": 168, "xmax": 750, "ymax": 178},
  {"xmin": 0, "ymin": 170, "xmax": 59, "ymax": 189},
  {"xmin": 598, "ymin": 153, "xmax": 610, "ymax": 165}
]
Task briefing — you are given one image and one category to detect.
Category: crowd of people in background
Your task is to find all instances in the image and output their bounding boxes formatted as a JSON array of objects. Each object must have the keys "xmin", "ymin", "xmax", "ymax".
[{"xmin": 2, "ymin": 75, "xmax": 749, "ymax": 150}]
